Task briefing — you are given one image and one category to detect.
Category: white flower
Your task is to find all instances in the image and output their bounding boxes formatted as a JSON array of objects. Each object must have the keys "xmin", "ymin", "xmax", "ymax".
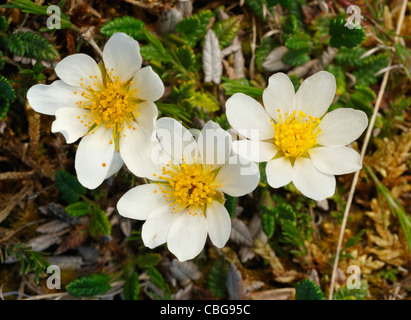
[
  {"xmin": 117, "ymin": 118, "xmax": 260, "ymax": 261},
  {"xmin": 226, "ymin": 71, "xmax": 368, "ymax": 201},
  {"xmin": 27, "ymin": 33, "xmax": 164, "ymax": 189}
]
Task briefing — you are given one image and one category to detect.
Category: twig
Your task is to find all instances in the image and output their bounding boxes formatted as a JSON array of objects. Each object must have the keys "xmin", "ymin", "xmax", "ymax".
[{"xmin": 327, "ymin": 0, "xmax": 408, "ymax": 300}]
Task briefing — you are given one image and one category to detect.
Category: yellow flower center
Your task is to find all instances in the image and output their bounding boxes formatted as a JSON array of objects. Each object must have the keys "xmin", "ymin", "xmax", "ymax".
[
  {"xmin": 75, "ymin": 68, "xmax": 139, "ymax": 144},
  {"xmin": 272, "ymin": 109, "xmax": 321, "ymax": 158},
  {"xmin": 154, "ymin": 161, "xmax": 220, "ymax": 215}
]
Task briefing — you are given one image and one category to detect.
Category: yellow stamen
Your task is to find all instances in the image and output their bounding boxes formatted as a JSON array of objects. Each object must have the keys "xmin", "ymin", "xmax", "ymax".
[
  {"xmin": 272, "ymin": 110, "xmax": 321, "ymax": 158},
  {"xmin": 155, "ymin": 161, "xmax": 219, "ymax": 216}
]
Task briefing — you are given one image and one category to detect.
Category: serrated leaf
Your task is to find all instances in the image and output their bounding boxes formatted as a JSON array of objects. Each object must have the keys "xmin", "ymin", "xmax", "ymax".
[
  {"xmin": 55, "ymin": 170, "xmax": 86, "ymax": 204},
  {"xmin": 353, "ymin": 53, "xmax": 389, "ymax": 86},
  {"xmin": 146, "ymin": 266, "xmax": 171, "ymax": 300},
  {"xmin": 65, "ymin": 201, "xmax": 90, "ymax": 217},
  {"xmin": 0, "ymin": 75, "xmax": 16, "ymax": 102},
  {"xmin": 295, "ymin": 279, "xmax": 325, "ymax": 300},
  {"xmin": 326, "ymin": 64, "xmax": 346, "ymax": 96},
  {"xmin": 203, "ymin": 29, "xmax": 222, "ymax": 84},
  {"xmin": 176, "ymin": 10, "xmax": 214, "ymax": 48},
  {"xmin": 0, "ymin": 16, "xmax": 7, "ymax": 32},
  {"xmin": 124, "ymin": 272, "xmax": 140, "ymax": 300},
  {"xmin": 173, "ymin": 45, "xmax": 196, "ymax": 71},
  {"xmin": 90, "ymin": 209, "xmax": 111, "ymax": 237},
  {"xmin": 246, "ymin": 0, "xmax": 267, "ymax": 21},
  {"xmin": 335, "ymin": 46, "xmax": 366, "ymax": 67},
  {"xmin": 282, "ymin": 49, "xmax": 310, "ymax": 66},
  {"xmin": 0, "ymin": 95, "xmax": 10, "ymax": 121},
  {"xmin": 230, "ymin": 218, "xmax": 253, "ymax": 246},
  {"xmin": 136, "ymin": 253, "xmax": 162, "ymax": 268},
  {"xmin": 9, "ymin": 32, "xmax": 59, "ymax": 60},
  {"xmin": 221, "ymin": 77, "xmax": 263, "ymax": 99},
  {"xmin": 66, "ymin": 273, "xmax": 111, "ymax": 297},
  {"xmin": 100, "ymin": 16, "xmax": 145, "ymax": 40},
  {"xmin": 191, "ymin": 91, "xmax": 220, "ymax": 112},
  {"xmin": 261, "ymin": 207, "xmax": 275, "ymax": 238},
  {"xmin": 285, "ymin": 33, "xmax": 311, "ymax": 51},
  {"xmin": 213, "ymin": 16, "xmax": 243, "ymax": 49},
  {"xmin": 169, "ymin": 259, "xmax": 202, "ymax": 285},
  {"xmin": 224, "ymin": 194, "xmax": 237, "ymax": 219},
  {"xmin": 207, "ymin": 257, "xmax": 229, "ymax": 298},
  {"xmin": 333, "ymin": 281, "xmax": 368, "ymax": 300},
  {"xmin": 329, "ymin": 16, "xmax": 365, "ymax": 49}
]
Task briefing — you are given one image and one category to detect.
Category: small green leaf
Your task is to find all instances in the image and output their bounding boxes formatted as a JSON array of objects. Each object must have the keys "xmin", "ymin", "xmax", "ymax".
[
  {"xmin": 90, "ymin": 209, "xmax": 111, "ymax": 237},
  {"xmin": 136, "ymin": 253, "xmax": 162, "ymax": 268},
  {"xmin": 8, "ymin": 32, "xmax": 59, "ymax": 60},
  {"xmin": 65, "ymin": 201, "xmax": 90, "ymax": 217},
  {"xmin": 282, "ymin": 49, "xmax": 310, "ymax": 66},
  {"xmin": 124, "ymin": 272, "xmax": 140, "ymax": 300},
  {"xmin": 0, "ymin": 16, "xmax": 8, "ymax": 32},
  {"xmin": 55, "ymin": 170, "xmax": 86, "ymax": 204},
  {"xmin": 285, "ymin": 33, "xmax": 311, "ymax": 51},
  {"xmin": 146, "ymin": 266, "xmax": 171, "ymax": 300},
  {"xmin": 191, "ymin": 91, "xmax": 220, "ymax": 112},
  {"xmin": 66, "ymin": 273, "xmax": 111, "ymax": 297},
  {"xmin": 334, "ymin": 281, "xmax": 368, "ymax": 300},
  {"xmin": 261, "ymin": 206, "xmax": 275, "ymax": 238},
  {"xmin": 173, "ymin": 45, "xmax": 197, "ymax": 71},
  {"xmin": 246, "ymin": 0, "xmax": 268, "ymax": 21},
  {"xmin": 221, "ymin": 77, "xmax": 263, "ymax": 99},
  {"xmin": 224, "ymin": 194, "xmax": 237, "ymax": 219},
  {"xmin": 213, "ymin": 16, "xmax": 243, "ymax": 48},
  {"xmin": 295, "ymin": 279, "xmax": 325, "ymax": 300},
  {"xmin": 207, "ymin": 257, "xmax": 229, "ymax": 298},
  {"xmin": 329, "ymin": 16, "xmax": 365, "ymax": 49},
  {"xmin": 176, "ymin": 10, "xmax": 214, "ymax": 47},
  {"xmin": 326, "ymin": 64, "xmax": 346, "ymax": 96},
  {"xmin": 100, "ymin": 16, "xmax": 145, "ymax": 40},
  {"xmin": 0, "ymin": 75, "xmax": 16, "ymax": 102}
]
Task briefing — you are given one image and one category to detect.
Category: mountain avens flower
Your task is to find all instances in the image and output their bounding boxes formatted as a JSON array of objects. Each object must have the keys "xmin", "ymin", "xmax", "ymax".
[
  {"xmin": 27, "ymin": 33, "xmax": 164, "ymax": 189},
  {"xmin": 117, "ymin": 118, "xmax": 260, "ymax": 261},
  {"xmin": 226, "ymin": 71, "xmax": 368, "ymax": 201}
]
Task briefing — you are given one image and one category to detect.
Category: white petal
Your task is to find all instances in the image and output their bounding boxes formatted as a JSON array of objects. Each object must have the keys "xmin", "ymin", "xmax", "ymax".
[
  {"xmin": 119, "ymin": 124, "xmax": 161, "ymax": 179},
  {"xmin": 103, "ymin": 33, "xmax": 142, "ymax": 82},
  {"xmin": 167, "ymin": 212, "xmax": 207, "ymax": 261},
  {"xmin": 232, "ymin": 139, "xmax": 277, "ymax": 163},
  {"xmin": 142, "ymin": 204, "xmax": 181, "ymax": 249},
  {"xmin": 293, "ymin": 71, "xmax": 336, "ymax": 118},
  {"xmin": 292, "ymin": 157, "xmax": 336, "ymax": 201},
  {"xmin": 263, "ymin": 72, "xmax": 295, "ymax": 122},
  {"xmin": 226, "ymin": 93, "xmax": 274, "ymax": 140},
  {"xmin": 156, "ymin": 117, "xmax": 199, "ymax": 164},
  {"xmin": 27, "ymin": 80, "xmax": 84, "ymax": 115},
  {"xmin": 130, "ymin": 66, "xmax": 164, "ymax": 102},
  {"xmin": 317, "ymin": 108, "xmax": 368, "ymax": 147},
  {"xmin": 105, "ymin": 151, "xmax": 124, "ymax": 179},
  {"xmin": 51, "ymin": 107, "xmax": 89, "ymax": 143},
  {"xmin": 117, "ymin": 184, "xmax": 167, "ymax": 221},
  {"xmin": 215, "ymin": 156, "xmax": 260, "ymax": 197},
  {"xmin": 55, "ymin": 54, "xmax": 102, "ymax": 88},
  {"xmin": 308, "ymin": 146, "xmax": 362, "ymax": 175},
  {"xmin": 135, "ymin": 101, "xmax": 158, "ymax": 135},
  {"xmin": 206, "ymin": 201, "xmax": 231, "ymax": 248},
  {"xmin": 266, "ymin": 157, "xmax": 293, "ymax": 188},
  {"xmin": 198, "ymin": 121, "xmax": 232, "ymax": 170},
  {"xmin": 75, "ymin": 126, "xmax": 115, "ymax": 189}
]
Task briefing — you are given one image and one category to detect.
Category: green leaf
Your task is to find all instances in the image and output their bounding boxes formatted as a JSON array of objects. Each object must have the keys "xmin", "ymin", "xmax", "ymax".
[
  {"xmin": 176, "ymin": 10, "xmax": 214, "ymax": 47},
  {"xmin": 100, "ymin": 16, "xmax": 145, "ymax": 40},
  {"xmin": 246, "ymin": 0, "xmax": 267, "ymax": 21},
  {"xmin": 282, "ymin": 49, "xmax": 310, "ymax": 66},
  {"xmin": 65, "ymin": 201, "xmax": 90, "ymax": 217},
  {"xmin": 261, "ymin": 206, "xmax": 275, "ymax": 238},
  {"xmin": 172, "ymin": 45, "xmax": 196, "ymax": 71},
  {"xmin": 66, "ymin": 273, "xmax": 111, "ymax": 297},
  {"xmin": 285, "ymin": 33, "xmax": 311, "ymax": 51},
  {"xmin": 213, "ymin": 16, "xmax": 243, "ymax": 48},
  {"xmin": 136, "ymin": 253, "xmax": 162, "ymax": 268},
  {"xmin": 191, "ymin": 91, "xmax": 220, "ymax": 112},
  {"xmin": 326, "ymin": 64, "xmax": 346, "ymax": 96},
  {"xmin": 353, "ymin": 53, "xmax": 389, "ymax": 86},
  {"xmin": 295, "ymin": 279, "xmax": 325, "ymax": 300},
  {"xmin": 221, "ymin": 77, "xmax": 263, "ymax": 99},
  {"xmin": 0, "ymin": 16, "xmax": 8, "ymax": 32},
  {"xmin": 90, "ymin": 208, "xmax": 111, "ymax": 237},
  {"xmin": 348, "ymin": 85, "xmax": 376, "ymax": 117},
  {"xmin": 256, "ymin": 38, "xmax": 276, "ymax": 71},
  {"xmin": 329, "ymin": 16, "xmax": 365, "ymax": 49},
  {"xmin": 0, "ymin": 95, "xmax": 7, "ymax": 121},
  {"xmin": 334, "ymin": 281, "xmax": 368, "ymax": 300},
  {"xmin": 8, "ymin": 32, "xmax": 59, "ymax": 60},
  {"xmin": 224, "ymin": 194, "xmax": 237, "ymax": 219},
  {"xmin": 207, "ymin": 257, "xmax": 229, "ymax": 298},
  {"xmin": 343, "ymin": 229, "xmax": 366, "ymax": 251},
  {"xmin": 0, "ymin": 74, "xmax": 15, "ymax": 102},
  {"xmin": 146, "ymin": 266, "xmax": 171, "ymax": 300},
  {"xmin": 55, "ymin": 170, "xmax": 86, "ymax": 204},
  {"xmin": 124, "ymin": 272, "xmax": 140, "ymax": 300}
]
